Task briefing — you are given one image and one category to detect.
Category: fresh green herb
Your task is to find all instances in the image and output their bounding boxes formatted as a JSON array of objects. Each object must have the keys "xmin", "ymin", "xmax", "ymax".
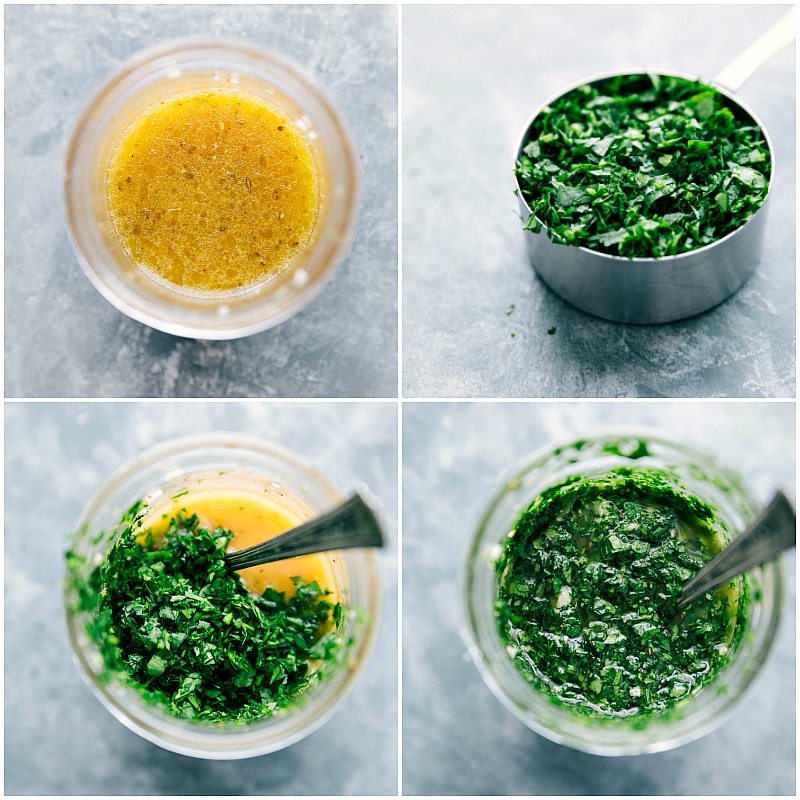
[
  {"xmin": 510, "ymin": 333, "xmax": 516, "ymax": 338},
  {"xmin": 547, "ymin": 327, "xmax": 556, "ymax": 335},
  {"xmin": 505, "ymin": 304, "xmax": 516, "ymax": 316},
  {"xmin": 602, "ymin": 439, "xmax": 651, "ymax": 460},
  {"xmin": 515, "ymin": 74, "xmax": 771, "ymax": 258},
  {"xmin": 171, "ymin": 489, "xmax": 189, "ymax": 499},
  {"xmin": 495, "ymin": 467, "xmax": 747, "ymax": 718},
  {"xmin": 66, "ymin": 503, "xmax": 342, "ymax": 723}
]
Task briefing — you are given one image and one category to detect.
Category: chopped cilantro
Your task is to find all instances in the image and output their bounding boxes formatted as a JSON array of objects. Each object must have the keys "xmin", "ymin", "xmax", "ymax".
[
  {"xmin": 515, "ymin": 74, "xmax": 771, "ymax": 258},
  {"xmin": 547, "ymin": 327, "xmax": 556, "ymax": 335},
  {"xmin": 66, "ymin": 503, "xmax": 343, "ymax": 723}
]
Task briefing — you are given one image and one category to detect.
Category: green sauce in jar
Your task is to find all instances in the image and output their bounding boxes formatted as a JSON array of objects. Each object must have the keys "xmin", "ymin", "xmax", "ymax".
[{"xmin": 495, "ymin": 467, "xmax": 747, "ymax": 718}]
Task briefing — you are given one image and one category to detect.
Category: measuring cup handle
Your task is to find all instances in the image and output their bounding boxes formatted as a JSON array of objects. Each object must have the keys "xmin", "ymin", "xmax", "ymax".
[{"xmin": 714, "ymin": 6, "xmax": 796, "ymax": 92}]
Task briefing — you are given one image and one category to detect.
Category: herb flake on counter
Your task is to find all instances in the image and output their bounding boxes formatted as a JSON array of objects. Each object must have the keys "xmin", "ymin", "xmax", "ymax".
[
  {"xmin": 66, "ymin": 504, "xmax": 342, "ymax": 723},
  {"xmin": 515, "ymin": 74, "xmax": 771, "ymax": 258}
]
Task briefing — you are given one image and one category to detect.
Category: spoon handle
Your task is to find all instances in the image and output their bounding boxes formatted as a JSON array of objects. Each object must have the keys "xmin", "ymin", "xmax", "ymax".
[
  {"xmin": 714, "ymin": 6, "xmax": 796, "ymax": 92},
  {"xmin": 224, "ymin": 492, "xmax": 384, "ymax": 571},
  {"xmin": 676, "ymin": 490, "xmax": 795, "ymax": 612}
]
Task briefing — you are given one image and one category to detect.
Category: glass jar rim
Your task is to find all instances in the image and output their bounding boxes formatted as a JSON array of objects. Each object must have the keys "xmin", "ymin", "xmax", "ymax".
[
  {"xmin": 65, "ymin": 432, "xmax": 381, "ymax": 758},
  {"xmin": 462, "ymin": 428, "xmax": 784, "ymax": 756},
  {"xmin": 64, "ymin": 36, "xmax": 361, "ymax": 339}
]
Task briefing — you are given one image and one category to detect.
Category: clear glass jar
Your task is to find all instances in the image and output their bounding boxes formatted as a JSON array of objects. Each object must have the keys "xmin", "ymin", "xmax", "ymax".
[
  {"xmin": 64, "ymin": 38, "xmax": 360, "ymax": 339},
  {"xmin": 64, "ymin": 433, "xmax": 380, "ymax": 759},
  {"xmin": 463, "ymin": 429, "xmax": 783, "ymax": 756}
]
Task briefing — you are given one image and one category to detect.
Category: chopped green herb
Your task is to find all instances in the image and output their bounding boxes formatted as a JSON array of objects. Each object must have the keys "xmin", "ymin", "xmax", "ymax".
[
  {"xmin": 510, "ymin": 333, "xmax": 516, "ymax": 338},
  {"xmin": 495, "ymin": 467, "xmax": 747, "ymax": 718},
  {"xmin": 515, "ymin": 74, "xmax": 771, "ymax": 258},
  {"xmin": 505, "ymin": 304, "xmax": 516, "ymax": 316},
  {"xmin": 171, "ymin": 489, "xmax": 189, "ymax": 499},
  {"xmin": 66, "ymin": 503, "xmax": 343, "ymax": 723},
  {"xmin": 547, "ymin": 327, "xmax": 556, "ymax": 335}
]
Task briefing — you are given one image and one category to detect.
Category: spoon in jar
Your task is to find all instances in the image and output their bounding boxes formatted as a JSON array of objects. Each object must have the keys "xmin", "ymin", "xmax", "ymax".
[
  {"xmin": 674, "ymin": 490, "xmax": 795, "ymax": 614},
  {"xmin": 223, "ymin": 492, "xmax": 384, "ymax": 571}
]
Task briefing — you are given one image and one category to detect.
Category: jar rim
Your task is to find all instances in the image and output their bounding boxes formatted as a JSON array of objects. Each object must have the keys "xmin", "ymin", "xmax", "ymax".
[
  {"xmin": 64, "ymin": 37, "xmax": 360, "ymax": 340},
  {"xmin": 462, "ymin": 429, "xmax": 783, "ymax": 756},
  {"xmin": 65, "ymin": 433, "xmax": 381, "ymax": 758}
]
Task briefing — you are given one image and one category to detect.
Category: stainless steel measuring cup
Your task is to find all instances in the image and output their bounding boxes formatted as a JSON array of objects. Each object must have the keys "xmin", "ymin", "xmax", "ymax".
[{"xmin": 514, "ymin": 8, "xmax": 795, "ymax": 324}]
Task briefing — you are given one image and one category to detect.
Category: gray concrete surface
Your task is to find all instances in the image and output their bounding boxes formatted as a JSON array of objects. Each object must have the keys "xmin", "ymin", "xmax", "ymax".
[
  {"xmin": 5, "ymin": 5, "xmax": 398, "ymax": 398},
  {"xmin": 403, "ymin": 401, "xmax": 795, "ymax": 795},
  {"xmin": 5, "ymin": 402, "xmax": 398, "ymax": 795},
  {"xmin": 403, "ymin": 5, "xmax": 796, "ymax": 398}
]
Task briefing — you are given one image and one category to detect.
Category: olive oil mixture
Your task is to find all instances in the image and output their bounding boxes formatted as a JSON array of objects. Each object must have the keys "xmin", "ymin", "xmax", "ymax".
[
  {"xmin": 141, "ymin": 485, "xmax": 340, "ymax": 604},
  {"xmin": 107, "ymin": 89, "xmax": 319, "ymax": 291}
]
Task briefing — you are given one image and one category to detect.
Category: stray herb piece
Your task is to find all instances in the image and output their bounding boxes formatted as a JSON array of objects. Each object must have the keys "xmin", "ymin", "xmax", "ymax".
[
  {"xmin": 515, "ymin": 74, "xmax": 771, "ymax": 258},
  {"xmin": 66, "ymin": 504, "xmax": 342, "ymax": 723},
  {"xmin": 510, "ymin": 333, "xmax": 516, "ymax": 338},
  {"xmin": 547, "ymin": 327, "xmax": 556, "ymax": 335},
  {"xmin": 495, "ymin": 468, "xmax": 747, "ymax": 718},
  {"xmin": 505, "ymin": 304, "xmax": 516, "ymax": 316}
]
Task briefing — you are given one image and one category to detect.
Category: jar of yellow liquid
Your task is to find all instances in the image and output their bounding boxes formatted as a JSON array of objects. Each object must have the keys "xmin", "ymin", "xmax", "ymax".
[
  {"xmin": 65, "ymin": 39, "xmax": 360, "ymax": 339},
  {"xmin": 64, "ymin": 433, "xmax": 380, "ymax": 758}
]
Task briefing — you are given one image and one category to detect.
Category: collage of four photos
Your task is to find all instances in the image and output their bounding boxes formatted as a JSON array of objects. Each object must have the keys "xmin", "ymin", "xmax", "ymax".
[{"xmin": 4, "ymin": 3, "xmax": 796, "ymax": 797}]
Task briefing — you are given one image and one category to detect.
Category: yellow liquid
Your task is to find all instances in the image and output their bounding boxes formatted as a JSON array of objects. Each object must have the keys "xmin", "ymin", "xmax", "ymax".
[
  {"xmin": 107, "ymin": 89, "xmax": 319, "ymax": 291},
  {"xmin": 141, "ymin": 483, "xmax": 339, "ymax": 604}
]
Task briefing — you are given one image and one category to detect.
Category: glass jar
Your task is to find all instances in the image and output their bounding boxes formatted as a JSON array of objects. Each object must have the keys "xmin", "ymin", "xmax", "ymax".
[
  {"xmin": 64, "ymin": 433, "xmax": 380, "ymax": 759},
  {"xmin": 64, "ymin": 38, "xmax": 360, "ymax": 339},
  {"xmin": 463, "ymin": 429, "xmax": 783, "ymax": 756}
]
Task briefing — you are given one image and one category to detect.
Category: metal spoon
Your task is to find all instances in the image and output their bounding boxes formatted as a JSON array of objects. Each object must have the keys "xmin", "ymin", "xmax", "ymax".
[
  {"xmin": 675, "ymin": 490, "xmax": 795, "ymax": 613},
  {"xmin": 223, "ymin": 492, "xmax": 384, "ymax": 571}
]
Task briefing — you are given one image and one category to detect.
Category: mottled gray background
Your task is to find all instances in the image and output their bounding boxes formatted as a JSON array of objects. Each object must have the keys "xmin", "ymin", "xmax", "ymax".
[
  {"xmin": 5, "ymin": 402, "xmax": 398, "ymax": 795},
  {"xmin": 5, "ymin": 4, "xmax": 398, "ymax": 398},
  {"xmin": 403, "ymin": 401, "xmax": 795, "ymax": 795},
  {"xmin": 403, "ymin": 5, "xmax": 796, "ymax": 398}
]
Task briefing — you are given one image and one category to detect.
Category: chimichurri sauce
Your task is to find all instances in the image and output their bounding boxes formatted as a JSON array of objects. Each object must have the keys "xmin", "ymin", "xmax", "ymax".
[{"xmin": 495, "ymin": 468, "xmax": 747, "ymax": 718}]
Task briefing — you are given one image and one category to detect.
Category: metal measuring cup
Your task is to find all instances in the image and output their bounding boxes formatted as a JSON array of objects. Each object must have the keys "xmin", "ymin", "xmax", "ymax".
[{"xmin": 514, "ymin": 8, "xmax": 795, "ymax": 324}]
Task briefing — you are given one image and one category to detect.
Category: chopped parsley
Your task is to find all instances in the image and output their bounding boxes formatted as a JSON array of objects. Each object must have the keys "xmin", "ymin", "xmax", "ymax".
[
  {"xmin": 66, "ymin": 502, "xmax": 343, "ymax": 723},
  {"xmin": 515, "ymin": 74, "xmax": 771, "ymax": 258},
  {"xmin": 495, "ymin": 468, "xmax": 747, "ymax": 718}
]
